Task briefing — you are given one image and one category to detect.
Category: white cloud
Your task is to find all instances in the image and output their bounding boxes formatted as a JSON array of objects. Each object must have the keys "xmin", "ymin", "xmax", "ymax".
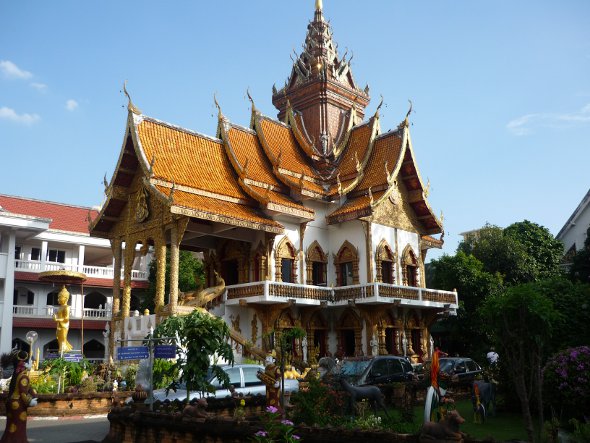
[
  {"xmin": 65, "ymin": 99, "xmax": 79, "ymax": 111},
  {"xmin": 0, "ymin": 106, "xmax": 40, "ymax": 125},
  {"xmin": 0, "ymin": 60, "xmax": 32, "ymax": 79},
  {"xmin": 507, "ymin": 104, "xmax": 590, "ymax": 135},
  {"xmin": 30, "ymin": 82, "xmax": 47, "ymax": 91}
]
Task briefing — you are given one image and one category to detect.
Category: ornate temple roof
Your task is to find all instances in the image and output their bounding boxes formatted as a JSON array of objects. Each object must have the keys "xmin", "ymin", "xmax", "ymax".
[{"xmin": 90, "ymin": 2, "xmax": 443, "ymax": 241}]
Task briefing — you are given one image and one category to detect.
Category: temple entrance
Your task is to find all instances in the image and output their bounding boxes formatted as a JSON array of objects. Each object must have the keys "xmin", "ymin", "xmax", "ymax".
[
  {"xmin": 313, "ymin": 329, "xmax": 327, "ymax": 357},
  {"xmin": 341, "ymin": 329, "xmax": 355, "ymax": 357},
  {"xmin": 385, "ymin": 327, "xmax": 399, "ymax": 355},
  {"xmin": 222, "ymin": 259, "xmax": 239, "ymax": 285}
]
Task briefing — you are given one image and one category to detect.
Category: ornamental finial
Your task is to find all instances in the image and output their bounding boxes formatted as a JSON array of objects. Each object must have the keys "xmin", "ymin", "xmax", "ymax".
[
  {"xmin": 316, "ymin": 0, "xmax": 323, "ymax": 11},
  {"xmin": 123, "ymin": 80, "xmax": 141, "ymax": 115}
]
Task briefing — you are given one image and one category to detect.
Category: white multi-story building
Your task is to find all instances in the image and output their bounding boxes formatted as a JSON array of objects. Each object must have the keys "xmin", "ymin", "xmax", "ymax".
[
  {"xmin": 557, "ymin": 188, "xmax": 590, "ymax": 267},
  {"xmin": 0, "ymin": 194, "xmax": 150, "ymax": 361}
]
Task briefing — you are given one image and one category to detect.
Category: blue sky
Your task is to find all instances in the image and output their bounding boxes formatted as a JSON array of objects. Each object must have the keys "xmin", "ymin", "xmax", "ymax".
[{"xmin": 1, "ymin": 0, "xmax": 589, "ymax": 261}]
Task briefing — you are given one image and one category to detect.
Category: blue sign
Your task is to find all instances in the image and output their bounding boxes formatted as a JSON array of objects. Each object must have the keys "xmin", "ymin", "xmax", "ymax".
[
  {"xmin": 154, "ymin": 345, "xmax": 176, "ymax": 359},
  {"xmin": 117, "ymin": 346, "xmax": 149, "ymax": 361},
  {"xmin": 63, "ymin": 352, "xmax": 82, "ymax": 363}
]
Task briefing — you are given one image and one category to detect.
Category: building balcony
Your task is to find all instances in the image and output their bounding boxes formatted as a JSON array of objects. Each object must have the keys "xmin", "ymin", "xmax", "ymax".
[
  {"xmin": 12, "ymin": 304, "xmax": 112, "ymax": 320},
  {"xmin": 14, "ymin": 259, "xmax": 148, "ymax": 281},
  {"xmin": 225, "ymin": 281, "xmax": 458, "ymax": 310}
]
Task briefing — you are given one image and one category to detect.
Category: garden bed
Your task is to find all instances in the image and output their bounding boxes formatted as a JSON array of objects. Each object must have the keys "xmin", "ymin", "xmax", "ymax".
[{"xmin": 0, "ymin": 391, "xmax": 132, "ymax": 417}]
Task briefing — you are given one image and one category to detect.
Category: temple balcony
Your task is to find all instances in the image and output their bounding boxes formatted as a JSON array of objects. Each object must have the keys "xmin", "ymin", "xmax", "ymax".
[
  {"xmin": 12, "ymin": 304, "xmax": 112, "ymax": 320},
  {"xmin": 14, "ymin": 259, "xmax": 148, "ymax": 281},
  {"xmin": 225, "ymin": 281, "xmax": 458, "ymax": 310}
]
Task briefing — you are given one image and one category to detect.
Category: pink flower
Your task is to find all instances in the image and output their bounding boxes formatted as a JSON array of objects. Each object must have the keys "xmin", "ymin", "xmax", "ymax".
[{"xmin": 266, "ymin": 406, "xmax": 279, "ymax": 414}]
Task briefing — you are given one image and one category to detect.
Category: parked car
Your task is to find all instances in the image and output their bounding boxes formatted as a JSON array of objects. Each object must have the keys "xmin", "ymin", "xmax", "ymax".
[
  {"xmin": 143, "ymin": 364, "xmax": 299, "ymax": 403},
  {"xmin": 339, "ymin": 356, "xmax": 415, "ymax": 386},
  {"xmin": 438, "ymin": 357, "xmax": 483, "ymax": 387}
]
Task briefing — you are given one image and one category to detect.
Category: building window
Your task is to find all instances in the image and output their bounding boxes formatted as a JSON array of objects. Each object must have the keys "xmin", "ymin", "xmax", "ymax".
[
  {"xmin": 312, "ymin": 261, "xmax": 326, "ymax": 285},
  {"xmin": 382, "ymin": 261, "xmax": 393, "ymax": 284},
  {"xmin": 339, "ymin": 262, "xmax": 354, "ymax": 286},
  {"xmin": 27, "ymin": 291, "xmax": 34, "ymax": 305},
  {"xmin": 306, "ymin": 241, "xmax": 327, "ymax": 286},
  {"xmin": 31, "ymin": 248, "xmax": 41, "ymax": 261},
  {"xmin": 281, "ymin": 258, "xmax": 294, "ymax": 283},
  {"xmin": 334, "ymin": 241, "xmax": 359, "ymax": 286},
  {"xmin": 275, "ymin": 237, "xmax": 297, "ymax": 283},
  {"xmin": 47, "ymin": 249, "xmax": 66, "ymax": 263}
]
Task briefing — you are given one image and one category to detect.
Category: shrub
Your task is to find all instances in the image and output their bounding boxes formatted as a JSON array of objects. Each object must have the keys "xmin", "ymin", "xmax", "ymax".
[
  {"xmin": 543, "ymin": 346, "xmax": 590, "ymax": 421},
  {"xmin": 124, "ymin": 365, "xmax": 137, "ymax": 391},
  {"xmin": 31, "ymin": 374, "xmax": 57, "ymax": 394},
  {"xmin": 290, "ymin": 376, "xmax": 346, "ymax": 426}
]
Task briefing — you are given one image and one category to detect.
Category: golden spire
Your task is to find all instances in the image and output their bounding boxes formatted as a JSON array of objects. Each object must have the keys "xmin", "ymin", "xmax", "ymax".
[{"xmin": 316, "ymin": 0, "xmax": 323, "ymax": 11}]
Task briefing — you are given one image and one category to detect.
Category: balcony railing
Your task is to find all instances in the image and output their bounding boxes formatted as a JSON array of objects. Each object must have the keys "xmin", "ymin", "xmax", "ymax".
[
  {"xmin": 12, "ymin": 304, "xmax": 112, "ymax": 320},
  {"xmin": 226, "ymin": 281, "xmax": 458, "ymax": 307},
  {"xmin": 14, "ymin": 259, "xmax": 148, "ymax": 281}
]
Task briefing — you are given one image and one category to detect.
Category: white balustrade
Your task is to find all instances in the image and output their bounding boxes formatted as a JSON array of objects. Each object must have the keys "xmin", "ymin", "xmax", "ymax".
[
  {"xmin": 11, "ymin": 304, "xmax": 111, "ymax": 320},
  {"xmin": 12, "ymin": 259, "xmax": 148, "ymax": 281}
]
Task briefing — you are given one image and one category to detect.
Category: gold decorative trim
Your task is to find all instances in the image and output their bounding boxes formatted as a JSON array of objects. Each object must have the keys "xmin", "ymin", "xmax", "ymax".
[{"xmin": 170, "ymin": 206, "xmax": 283, "ymax": 234}]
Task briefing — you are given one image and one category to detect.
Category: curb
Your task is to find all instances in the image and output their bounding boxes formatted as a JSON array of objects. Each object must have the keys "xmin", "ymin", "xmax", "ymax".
[{"xmin": 0, "ymin": 414, "xmax": 107, "ymax": 421}]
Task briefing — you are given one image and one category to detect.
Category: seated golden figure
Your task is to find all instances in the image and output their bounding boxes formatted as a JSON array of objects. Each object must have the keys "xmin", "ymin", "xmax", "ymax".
[{"xmin": 53, "ymin": 286, "xmax": 73, "ymax": 355}]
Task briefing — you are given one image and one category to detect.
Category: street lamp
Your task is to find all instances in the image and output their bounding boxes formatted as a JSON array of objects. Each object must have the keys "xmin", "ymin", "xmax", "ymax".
[{"xmin": 25, "ymin": 330, "xmax": 38, "ymax": 368}]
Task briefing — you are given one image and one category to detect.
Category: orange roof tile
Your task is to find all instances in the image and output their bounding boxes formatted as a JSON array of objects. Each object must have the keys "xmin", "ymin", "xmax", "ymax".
[
  {"xmin": 0, "ymin": 194, "xmax": 97, "ymax": 234},
  {"xmin": 155, "ymin": 185, "xmax": 282, "ymax": 231},
  {"xmin": 336, "ymin": 123, "xmax": 372, "ymax": 179},
  {"xmin": 137, "ymin": 118, "xmax": 244, "ymax": 199},
  {"xmin": 326, "ymin": 191, "xmax": 385, "ymax": 223},
  {"xmin": 227, "ymin": 126, "xmax": 281, "ymax": 188},
  {"xmin": 258, "ymin": 118, "xmax": 320, "ymax": 180},
  {"xmin": 356, "ymin": 132, "xmax": 403, "ymax": 191}
]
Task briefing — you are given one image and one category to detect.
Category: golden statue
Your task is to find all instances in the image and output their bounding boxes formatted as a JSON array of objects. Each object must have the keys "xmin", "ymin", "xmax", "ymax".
[
  {"xmin": 53, "ymin": 286, "xmax": 73, "ymax": 355},
  {"xmin": 178, "ymin": 271, "xmax": 225, "ymax": 308}
]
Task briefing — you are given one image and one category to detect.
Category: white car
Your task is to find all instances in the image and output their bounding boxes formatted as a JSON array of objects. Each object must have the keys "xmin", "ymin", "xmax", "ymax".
[{"xmin": 147, "ymin": 364, "xmax": 299, "ymax": 403}]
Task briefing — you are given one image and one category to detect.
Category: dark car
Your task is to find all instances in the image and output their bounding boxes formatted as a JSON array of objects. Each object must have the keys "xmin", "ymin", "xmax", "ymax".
[
  {"xmin": 340, "ymin": 356, "xmax": 414, "ymax": 386},
  {"xmin": 438, "ymin": 357, "xmax": 482, "ymax": 387}
]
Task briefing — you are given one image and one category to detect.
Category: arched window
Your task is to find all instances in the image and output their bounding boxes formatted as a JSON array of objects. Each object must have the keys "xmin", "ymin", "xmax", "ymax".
[
  {"xmin": 83, "ymin": 339, "xmax": 105, "ymax": 360},
  {"xmin": 46, "ymin": 290, "xmax": 71, "ymax": 306},
  {"xmin": 375, "ymin": 240, "xmax": 395, "ymax": 284},
  {"xmin": 334, "ymin": 241, "xmax": 359, "ymax": 286},
  {"xmin": 275, "ymin": 237, "xmax": 297, "ymax": 283},
  {"xmin": 84, "ymin": 291, "xmax": 106, "ymax": 309},
  {"xmin": 306, "ymin": 241, "xmax": 327, "ymax": 286},
  {"xmin": 401, "ymin": 245, "xmax": 420, "ymax": 287},
  {"xmin": 13, "ymin": 286, "xmax": 35, "ymax": 305}
]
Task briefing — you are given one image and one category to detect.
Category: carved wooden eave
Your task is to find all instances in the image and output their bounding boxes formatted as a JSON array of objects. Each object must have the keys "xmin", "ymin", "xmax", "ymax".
[
  {"xmin": 421, "ymin": 235, "xmax": 443, "ymax": 250},
  {"xmin": 335, "ymin": 111, "xmax": 381, "ymax": 196},
  {"xmin": 252, "ymin": 111, "xmax": 325, "ymax": 201},
  {"xmin": 332, "ymin": 105, "xmax": 357, "ymax": 159},
  {"xmin": 90, "ymin": 110, "xmax": 149, "ymax": 238},
  {"xmin": 285, "ymin": 104, "xmax": 321, "ymax": 159},
  {"xmin": 150, "ymin": 179, "xmax": 283, "ymax": 234},
  {"xmin": 218, "ymin": 117, "xmax": 315, "ymax": 222},
  {"xmin": 398, "ymin": 124, "xmax": 443, "ymax": 234}
]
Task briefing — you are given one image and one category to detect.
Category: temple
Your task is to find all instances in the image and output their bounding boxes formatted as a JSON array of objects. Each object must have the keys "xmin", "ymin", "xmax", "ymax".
[{"xmin": 90, "ymin": 1, "xmax": 457, "ymax": 362}]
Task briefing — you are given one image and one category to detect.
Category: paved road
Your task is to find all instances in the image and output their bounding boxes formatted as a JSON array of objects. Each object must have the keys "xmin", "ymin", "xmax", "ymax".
[{"xmin": 1, "ymin": 416, "xmax": 110, "ymax": 443}]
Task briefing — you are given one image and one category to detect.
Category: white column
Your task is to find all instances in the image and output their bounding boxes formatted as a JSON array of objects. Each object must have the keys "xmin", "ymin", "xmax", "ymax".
[
  {"xmin": 1, "ymin": 231, "xmax": 16, "ymax": 353},
  {"xmin": 78, "ymin": 245, "xmax": 85, "ymax": 273},
  {"xmin": 41, "ymin": 241, "xmax": 48, "ymax": 271}
]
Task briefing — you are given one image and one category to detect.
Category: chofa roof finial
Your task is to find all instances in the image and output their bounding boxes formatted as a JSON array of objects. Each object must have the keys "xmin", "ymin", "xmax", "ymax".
[{"xmin": 123, "ymin": 80, "xmax": 142, "ymax": 115}]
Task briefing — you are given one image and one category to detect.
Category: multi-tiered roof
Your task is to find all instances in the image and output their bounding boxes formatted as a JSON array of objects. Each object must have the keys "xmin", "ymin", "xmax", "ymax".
[{"xmin": 91, "ymin": 1, "xmax": 443, "ymax": 243}]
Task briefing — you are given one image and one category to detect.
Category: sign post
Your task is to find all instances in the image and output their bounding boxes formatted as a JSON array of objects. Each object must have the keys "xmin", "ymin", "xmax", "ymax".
[{"xmin": 116, "ymin": 332, "xmax": 176, "ymax": 411}]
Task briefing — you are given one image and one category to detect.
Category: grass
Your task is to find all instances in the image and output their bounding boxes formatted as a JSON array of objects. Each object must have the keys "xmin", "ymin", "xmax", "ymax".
[
  {"xmin": 373, "ymin": 399, "xmax": 532, "ymax": 441},
  {"xmin": 436, "ymin": 399, "xmax": 529, "ymax": 442}
]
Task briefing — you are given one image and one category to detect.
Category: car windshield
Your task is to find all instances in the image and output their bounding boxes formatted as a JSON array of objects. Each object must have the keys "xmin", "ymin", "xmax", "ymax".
[
  {"xmin": 439, "ymin": 360, "xmax": 455, "ymax": 373},
  {"xmin": 340, "ymin": 360, "xmax": 371, "ymax": 377}
]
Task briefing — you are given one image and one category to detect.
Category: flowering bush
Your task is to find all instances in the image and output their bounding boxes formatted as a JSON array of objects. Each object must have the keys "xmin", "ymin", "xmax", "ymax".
[
  {"xmin": 543, "ymin": 346, "xmax": 590, "ymax": 421},
  {"xmin": 251, "ymin": 406, "xmax": 301, "ymax": 443},
  {"xmin": 290, "ymin": 376, "xmax": 346, "ymax": 426}
]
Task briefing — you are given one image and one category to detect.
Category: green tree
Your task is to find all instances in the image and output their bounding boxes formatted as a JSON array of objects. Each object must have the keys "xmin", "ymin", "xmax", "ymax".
[
  {"xmin": 458, "ymin": 221, "xmax": 562, "ymax": 285},
  {"xmin": 480, "ymin": 284, "xmax": 559, "ymax": 443},
  {"xmin": 504, "ymin": 220, "xmax": 563, "ymax": 280},
  {"xmin": 141, "ymin": 250, "xmax": 204, "ymax": 312},
  {"xmin": 569, "ymin": 225, "xmax": 590, "ymax": 283},
  {"xmin": 153, "ymin": 309, "xmax": 234, "ymax": 399},
  {"xmin": 429, "ymin": 251, "xmax": 503, "ymax": 356}
]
